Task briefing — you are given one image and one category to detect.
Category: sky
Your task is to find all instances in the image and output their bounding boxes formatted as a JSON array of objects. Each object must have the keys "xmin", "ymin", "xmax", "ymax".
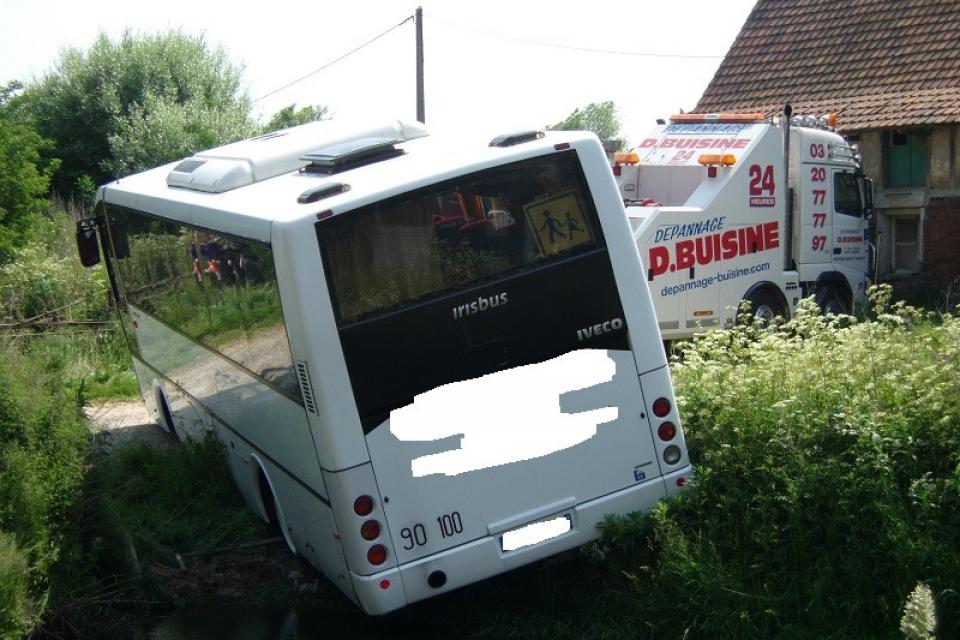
[{"xmin": 0, "ymin": 0, "xmax": 756, "ymax": 147}]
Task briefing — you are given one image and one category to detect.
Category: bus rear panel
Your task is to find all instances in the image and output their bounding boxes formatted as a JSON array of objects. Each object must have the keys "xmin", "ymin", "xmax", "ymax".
[{"xmin": 313, "ymin": 147, "xmax": 689, "ymax": 611}]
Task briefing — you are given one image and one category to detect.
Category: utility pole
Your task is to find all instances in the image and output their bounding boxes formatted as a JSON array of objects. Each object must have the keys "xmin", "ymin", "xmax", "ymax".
[{"xmin": 416, "ymin": 6, "xmax": 425, "ymax": 123}]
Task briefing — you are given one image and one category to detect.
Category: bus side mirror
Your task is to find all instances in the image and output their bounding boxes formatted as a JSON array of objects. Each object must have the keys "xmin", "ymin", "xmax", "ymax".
[{"xmin": 76, "ymin": 219, "xmax": 101, "ymax": 267}]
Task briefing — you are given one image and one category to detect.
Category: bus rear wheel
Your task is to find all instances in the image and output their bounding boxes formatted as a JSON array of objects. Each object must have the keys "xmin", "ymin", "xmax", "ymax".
[
  {"xmin": 254, "ymin": 463, "xmax": 296, "ymax": 554},
  {"xmin": 156, "ymin": 391, "xmax": 181, "ymax": 443},
  {"xmin": 257, "ymin": 468, "xmax": 279, "ymax": 526}
]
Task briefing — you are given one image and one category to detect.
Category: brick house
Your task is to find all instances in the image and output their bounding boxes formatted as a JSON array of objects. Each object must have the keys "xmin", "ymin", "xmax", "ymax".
[{"xmin": 694, "ymin": 0, "xmax": 960, "ymax": 292}]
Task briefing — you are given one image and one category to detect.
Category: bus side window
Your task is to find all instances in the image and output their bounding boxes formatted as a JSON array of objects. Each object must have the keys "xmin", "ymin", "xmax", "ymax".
[{"xmin": 109, "ymin": 206, "xmax": 300, "ymax": 401}]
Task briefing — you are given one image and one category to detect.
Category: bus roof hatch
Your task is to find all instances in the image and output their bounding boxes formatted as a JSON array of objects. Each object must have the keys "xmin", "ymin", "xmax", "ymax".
[{"xmin": 301, "ymin": 137, "xmax": 404, "ymax": 174}]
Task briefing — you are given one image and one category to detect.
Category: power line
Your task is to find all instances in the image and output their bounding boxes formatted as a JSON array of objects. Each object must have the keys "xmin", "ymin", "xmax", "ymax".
[
  {"xmin": 433, "ymin": 17, "xmax": 723, "ymax": 60},
  {"xmin": 253, "ymin": 15, "xmax": 415, "ymax": 103}
]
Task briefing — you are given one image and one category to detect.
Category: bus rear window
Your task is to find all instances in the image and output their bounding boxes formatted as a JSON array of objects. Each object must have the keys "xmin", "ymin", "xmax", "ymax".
[{"xmin": 317, "ymin": 151, "xmax": 603, "ymax": 325}]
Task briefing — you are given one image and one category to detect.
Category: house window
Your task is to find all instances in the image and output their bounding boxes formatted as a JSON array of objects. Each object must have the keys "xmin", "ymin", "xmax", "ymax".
[
  {"xmin": 884, "ymin": 131, "xmax": 928, "ymax": 188},
  {"xmin": 892, "ymin": 216, "xmax": 920, "ymax": 272}
]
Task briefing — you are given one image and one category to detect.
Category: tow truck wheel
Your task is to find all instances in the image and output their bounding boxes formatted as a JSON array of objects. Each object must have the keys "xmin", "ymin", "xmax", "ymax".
[
  {"xmin": 815, "ymin": 285, "xmax": 848, "ymax": 315},
  {"xmin": 740, "ymin": 288, "xmax": 788, "ymax": 325}
]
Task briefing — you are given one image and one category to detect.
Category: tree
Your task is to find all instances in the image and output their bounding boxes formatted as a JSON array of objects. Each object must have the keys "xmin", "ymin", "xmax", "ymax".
[
  {"xmin": 548, "ymin": 100, "xmax": 623, "ymax": 149},
  {"xmin": 17, "ymin": 30, "xmax": 255, "ymax": 196},
  {"xmin": 0, "ymin": 81, "xmax": 23, "ymax": 108},
  {"xmin": 0, "ymin": 121, "xmax": 55, "ymax": 261},
  {"xmin": 261, "ymin": 103, "xmax": 329, "ymax": 134},
  {"xmin": 0, "ymin": 83, "xmax": 57, "ymax": 262}
]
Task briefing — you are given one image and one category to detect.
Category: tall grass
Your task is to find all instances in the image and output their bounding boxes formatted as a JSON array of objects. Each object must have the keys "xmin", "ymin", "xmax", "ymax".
[
  {"xmin": 0, "ymin": 207, "xmax": 135, "ymax": 637},
  {"xmin": 599, "ymin": 287, "xmax": 960, "ymax": 639},
  {"xmin": 0, "ymin": 338, "xmax": 89, "ymax": 638},
  {"xmin": 0, "ymin": 533, "xmax": 29, "ymax": 640},
  {"xmin": 38, "ymin": 436, "xmax": 274, "ymax": 636},
  {"xmin": 20, "ymin": 329, "xmax": 138, "ymax": 401},
  {"xmin": 91, "ymin": 436, "xmax": 269, "ymax": 571}
]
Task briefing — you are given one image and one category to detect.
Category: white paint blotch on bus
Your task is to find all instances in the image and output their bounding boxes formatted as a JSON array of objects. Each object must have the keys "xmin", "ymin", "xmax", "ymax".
[{"xmin": 389, "ymin": 350, "xmax": 619, "ymax": 477}]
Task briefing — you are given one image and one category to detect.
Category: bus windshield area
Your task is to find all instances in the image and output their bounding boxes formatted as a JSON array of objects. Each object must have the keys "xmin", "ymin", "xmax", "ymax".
[{"xmin": 317, "ymin": 151, "xmax": 603, "ymax": 325}]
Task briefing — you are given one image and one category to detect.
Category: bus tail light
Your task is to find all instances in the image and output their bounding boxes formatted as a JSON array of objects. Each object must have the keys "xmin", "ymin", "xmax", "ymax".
[
  {"xmin": 368, "ymin": 544, "xmax": 388, "ymax": 565},
  {"xmin": 360, "ymin": 520, "xmax": 381, "ymax": 541},
  {"xmin": 652, "ymin": 397, "xmax": 671, "ymax": 418},
  {"xmin": 354, "ymin": 495, "xmax": 374, "ymax": 516},
  {"xmin": 657, "ymin": 422, "xmax": 676, "ymax": 441},
  {"xmin": 663, "ymin": 445, "xmax": 681, "ymax": 465}
]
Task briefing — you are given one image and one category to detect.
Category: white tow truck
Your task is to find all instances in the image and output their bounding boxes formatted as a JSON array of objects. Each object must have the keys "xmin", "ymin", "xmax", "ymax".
[{"xmin": 613, "ymin": 108, "xmax": 873, "ymax": 340}]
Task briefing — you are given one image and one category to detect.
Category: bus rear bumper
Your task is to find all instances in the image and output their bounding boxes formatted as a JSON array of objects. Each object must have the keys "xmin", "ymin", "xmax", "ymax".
[{"xmin": 350, "ymin": 471, "xmax": 685, "ymax": 614}]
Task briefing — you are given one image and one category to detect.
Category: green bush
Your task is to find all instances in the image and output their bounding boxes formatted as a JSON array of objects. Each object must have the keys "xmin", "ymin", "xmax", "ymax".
[{"xmin": 601, "ymin": 287, "xmax": 960, "ymax": 639}]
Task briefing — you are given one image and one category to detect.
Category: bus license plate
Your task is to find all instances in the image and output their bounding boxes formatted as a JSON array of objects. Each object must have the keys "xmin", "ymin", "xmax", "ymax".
[{"xmin": 501, "ymin": 514, "xmax": 571, "ymax": 552}]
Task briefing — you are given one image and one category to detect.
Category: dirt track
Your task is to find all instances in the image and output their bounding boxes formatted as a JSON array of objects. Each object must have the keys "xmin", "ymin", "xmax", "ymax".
[{"xmin": 84, "ymin": 399, "xmax": 177, "ymax": 450}]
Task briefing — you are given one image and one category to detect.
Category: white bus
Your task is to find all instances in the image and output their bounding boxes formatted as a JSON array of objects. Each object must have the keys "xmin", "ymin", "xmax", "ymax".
[{"xmin": 77, "ymin": 119, "xmax": 691, "ymax": 614}]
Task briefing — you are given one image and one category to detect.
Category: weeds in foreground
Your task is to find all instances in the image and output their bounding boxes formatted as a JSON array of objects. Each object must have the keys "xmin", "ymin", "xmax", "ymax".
[
  {"xmin": 901, "ymin": 582, "xmax": 937, "ymax": 640},
  {"xmin": 597, "ymin": 286, "xmax": 960, "ymax": 639}
]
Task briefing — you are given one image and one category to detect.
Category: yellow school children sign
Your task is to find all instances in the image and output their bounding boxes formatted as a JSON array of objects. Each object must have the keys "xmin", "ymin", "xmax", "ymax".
[{"xmin": 524, "ymin": 191, "xmax": 594, "ymax": 256}]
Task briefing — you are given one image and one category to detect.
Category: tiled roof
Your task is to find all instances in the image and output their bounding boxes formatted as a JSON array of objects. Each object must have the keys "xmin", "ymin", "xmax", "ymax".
[{"xmin": 695, "ymin": 0, "xmax": 960, "ymax": 131}]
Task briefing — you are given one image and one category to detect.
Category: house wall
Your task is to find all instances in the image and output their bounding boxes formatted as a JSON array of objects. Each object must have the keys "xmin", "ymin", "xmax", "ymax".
[
  {"xmin": 925, "ymin": 197, "xmax": 960, "ymax": 287},
  {"xmin": 857, "ymin": 124, "xmax": 960, "ymax": 291},
  {"xmin": 929, "ymin": 126, "xmax": 954, "ymax": 189},
  {"xmin": 924, "ymin": 124, "xmax": 959, "ymax": 290}
]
